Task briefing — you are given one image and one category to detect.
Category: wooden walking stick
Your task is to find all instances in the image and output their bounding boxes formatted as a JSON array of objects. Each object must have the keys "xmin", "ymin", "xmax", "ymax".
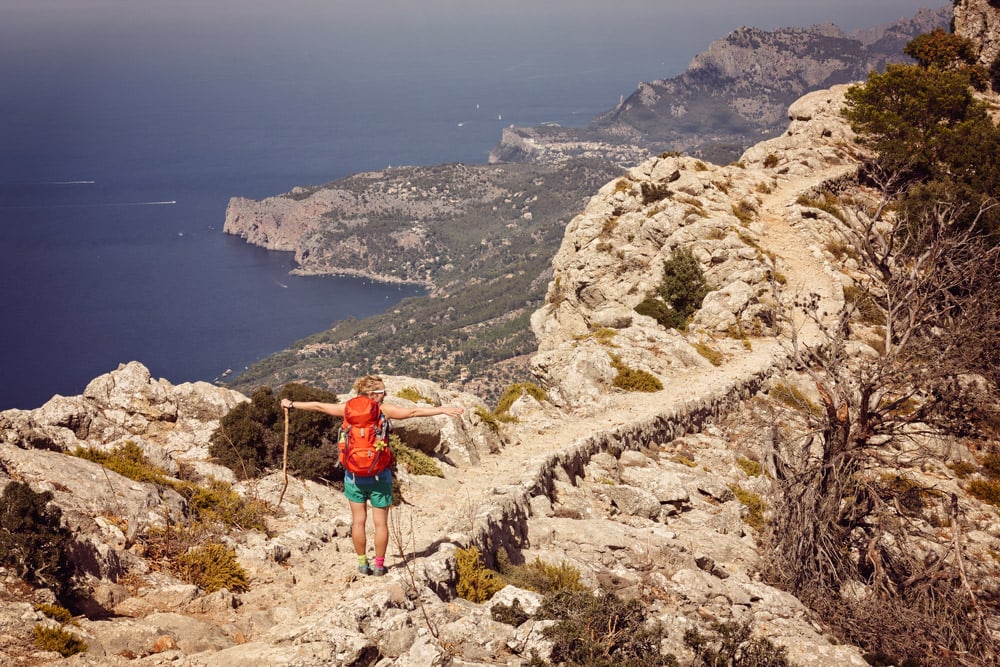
[{"xmin": 278, "ymin": 406, "xmax": 290, "ymax": 505}]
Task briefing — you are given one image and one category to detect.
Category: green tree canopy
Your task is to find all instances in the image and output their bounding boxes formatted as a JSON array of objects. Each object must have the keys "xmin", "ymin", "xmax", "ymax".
[
  {"xmin": 843, "ymin": 62, "xmax": 1000, "ymax": 237},
  {"xmin": 209, "ymin": 383, "xmax": 342, "ymax": 482}
]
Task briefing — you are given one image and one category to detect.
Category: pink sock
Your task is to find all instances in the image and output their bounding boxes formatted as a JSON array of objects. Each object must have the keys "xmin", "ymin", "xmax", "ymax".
[{"xmin": 374, "ymin": 556, "xmax": 385, "ymax": 569}]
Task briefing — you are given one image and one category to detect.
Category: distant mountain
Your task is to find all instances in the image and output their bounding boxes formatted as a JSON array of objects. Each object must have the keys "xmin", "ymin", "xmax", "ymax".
[{"xmin": 490, "ymin": 6, "xmax": 951, "ymax": 166}]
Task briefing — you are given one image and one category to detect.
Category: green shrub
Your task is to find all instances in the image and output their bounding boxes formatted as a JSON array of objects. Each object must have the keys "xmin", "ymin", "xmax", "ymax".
[
  {"xmin": 34, "ymin": 603, "xmax": 73, "ymax": 625},
  {"xmin": 635, "ymin": 246, "xmax": 710, "ymax": 331},
  {"xmin": 495, "ymin": 382, "xmax": 548, "ymax": 416},
  {"xmin": 737, "ymin": 457, "xmax": 763, "ymax": 477},
  {"xmin": 491, "ymin": 597, "xmax": 530, "ymax": 627},
  {"xmin": 967, "ymin": 479, "xmax": 1000, "ymax": 507},
  {"xmin": 32, "ymin": 625, "xmax": 88, "ymax": 658},
  {"xmin": 635, "ymin": 295, "xmax": 684, "ymax": 330},
  {"xmin": 732, "ymin": 200, "xmax": 756, "ymax": 224},
  {"xmin": 456, "ymin": 546, "xmax": 505, "ymax": 603},
  {"xmin": 169, "ymin": 478, "xmax": 270, "ymax": 532},
  {"xmin": 499, "ymin": 556, "xmax": 587, "ymax": 595},
  {"xmin": 981, "ymin": 453, "xmax": 1000, "ymax": 479},
  {"xmin": 391, "ymin": 434, "xmax": 444, "ymax": 477},
  {"xmin": 396, "ymin": 386, "xmax": 432, "ymax": 404},
  {"xmin": 684, "ymin": 621, "xmax": 789, "ymax": 666},
  {"xmin": 209, "ymin": 384, "xmax": 341, "ymax": 482},
  {"xmin": 0, "ymin": 481, "xmax": 76, "ymax": 601},
  {"xmin": 610, "ymin": 355, "xmax": 663, "ymax": 392},
  {"xmin": 693, "ymin": 342, "xmax": 723, "ymax": 366},
  {"xmin": 72, "ymin": 441, "xmax": 167, "ymax": 483},
  {"xmin": 475, "ymin": 406, "xmax": 502, "ymax": 435},
  {"xmin": 537, "ymin": 590, "xmax": 675, "ymax": 667},
  {"xmin": 730, "ymin": 484, "xmax": 767, "ymax": 530},
  {"xmin": 175, "ymin": 542, "xmax": 249, "ymax": 593},
  {"xmin": 769, "ymin": 382, "xmax": 823, "ymax": 420}
]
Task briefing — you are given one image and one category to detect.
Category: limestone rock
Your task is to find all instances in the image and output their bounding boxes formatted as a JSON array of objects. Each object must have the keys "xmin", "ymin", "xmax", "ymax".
[{"xmin": 955, "ymin": 0, "xmax": 1000, "ymax": 69}]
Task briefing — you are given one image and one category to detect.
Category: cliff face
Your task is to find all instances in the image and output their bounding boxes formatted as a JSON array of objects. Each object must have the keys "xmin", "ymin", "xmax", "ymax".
[
  {"xmin": 954, "ymin": 0, "xmax": 1000, "ymax": 68},
  {"xmin": 223, "ymin": 161, "xmax": 619, "ymax": 290},
  {"xmin": 490, "ymin": 6, "xmax": 951, "ymax": 166}
]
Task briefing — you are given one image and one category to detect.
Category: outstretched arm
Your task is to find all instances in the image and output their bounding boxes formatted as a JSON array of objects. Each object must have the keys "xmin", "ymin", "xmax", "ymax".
[
  {"xmin": 380, "ymin": 404, "xmax": 465, "ymax": 420},
  {"xmin": 280, "ymin": 398, "xmax": 345, "ymax": 418}
]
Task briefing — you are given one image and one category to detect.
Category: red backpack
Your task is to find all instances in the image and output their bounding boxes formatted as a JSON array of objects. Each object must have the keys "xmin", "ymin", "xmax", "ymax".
[{"xmin": 338, "ymin": 395, "xmax": 394, "ymax": 478}]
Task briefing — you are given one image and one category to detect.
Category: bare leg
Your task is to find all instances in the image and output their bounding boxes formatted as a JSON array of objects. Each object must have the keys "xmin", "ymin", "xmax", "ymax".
[
  {"xmin": 372, "ymin": 506, "xmax": 390, "ymax": 559},
  {"xmin": 349, "ymin": 501, "xmax": 368, "ymax": 556}
]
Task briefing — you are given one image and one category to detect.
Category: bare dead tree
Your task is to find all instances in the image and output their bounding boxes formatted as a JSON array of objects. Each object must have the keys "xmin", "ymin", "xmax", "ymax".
[{"xmin": 762, "ymin": 185, "xmax": 1000, "ymax": 665}]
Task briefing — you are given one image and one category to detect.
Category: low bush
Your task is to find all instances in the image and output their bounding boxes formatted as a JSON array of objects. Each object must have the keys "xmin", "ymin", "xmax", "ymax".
[
  {"xmin": 610, "ymin": 355, "xmax": 663, "ymax": 392},
  {"xmin": 34, "ymin": 603, "xmax": 73, "ymax": 625},
  {"xmin": 730, "ymin": 484, "xmax": 767, "ymax": 530},
  {"xmin": 455, "ymin": 546, "xmax": 505, "ymax": 603},
  {"xmin": 391, "ymin": 434, "xmax": 444, "ymax": 477},
  {"xmin": 635, "ymin": 246, "xmax": 710, "ymax": 331},
  {"xmin": 209, "ymin": 384, "xmax": 341, "ymax": 482},
  {"xmin": 768, "ymin": 382, "xmax": 823, "ymax": 420},
  {"xmin": 796, "ymin": 191, "xmax": 846, "ymax": 222},
  {"xmin": 75, "ymin": 443, "xmax": 271, "ymax": 532},
  {"xmin": 732, "ymin": 200, "xmax": 756, "ymax": 224},
  {"xmin": 684, "ymin": 621, "xmax": 789, "ymax": 666},
  {"xmin": 693, "ymin": 342, "xmax": 723, "ymax": 366},
  {"xmin": 32, "ymin": 625, "xmax": 88, "ymax": 658},
  {"xmin": 0, "ymin": 481, "xmax": 76, "ymax": 601},
  {"xmin": 737, "ymin": 457, "xmax": 763, "ymax": 477},
  {"xmin": 396, "ymin": 386, "xmax": 432, "ymax": 404},
  {"xmin": 635, "ymin": 295, "xmax": 683, "ymax": 330},
  {"xmin": 537, "ymin": 590, "xmax": 674, "ymax": 667},
  {"xmin": 967, "ymin": 479, "xmax": 1000, "ymax": 507},
  {"xmin": 475, "ymin": 406, "xmax": 502, "ymax": 435},
  {"xmin": 491, "ymin": 597, "xmax": 530, "ymax": 627},
  {"xmin": 499, "ymin": 555, "xmax": 586, "ymax": 595},
  {"xmin": 73, "ymin": 441, "xmax": 166, "ymax": 482},
  {"xmin": 494, "ymin": 382, "xmax": 548, "ymax": 416},
  {"xmin": 981, "ymin": 453, "xmax": 1000, "ymax": 479},
  {"xmin": 175, "ymin": 542, "xmax": 249, "ymax": 593},
  {"xmin": 170, "ymin": 478, "xmax": 270, "ymax": 532}
]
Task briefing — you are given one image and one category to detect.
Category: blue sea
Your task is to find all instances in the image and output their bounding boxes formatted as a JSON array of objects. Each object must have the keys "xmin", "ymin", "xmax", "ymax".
[{"xmin": 0, "ymin": 1, "xmax": 935, "ymax": 410}]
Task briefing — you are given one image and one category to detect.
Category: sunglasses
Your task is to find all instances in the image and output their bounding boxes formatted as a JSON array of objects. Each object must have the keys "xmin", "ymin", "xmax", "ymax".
[{"xmin": 369, "ymin": 390, "xmax": 385, "ymax": 395}]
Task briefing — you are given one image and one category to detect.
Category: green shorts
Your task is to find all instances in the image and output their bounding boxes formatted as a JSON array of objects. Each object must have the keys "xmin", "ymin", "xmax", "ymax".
[{"xmin": 344, "ymin": 469, "xmax": 393, "ymax": 508}]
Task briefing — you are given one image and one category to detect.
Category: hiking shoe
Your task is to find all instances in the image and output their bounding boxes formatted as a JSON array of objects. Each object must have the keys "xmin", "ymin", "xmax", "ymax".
[
  {"xmin": 358, "ymin": 564, "xmax": 372, "ymax": 576},
  {"xmin": 372, "ymin": 566, "xmax": 387, "ymax": 577}
]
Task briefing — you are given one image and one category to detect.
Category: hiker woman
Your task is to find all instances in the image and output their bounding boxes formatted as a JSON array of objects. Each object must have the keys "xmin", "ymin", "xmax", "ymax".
[{"xmin": 281, "ymin": 375, "xmax": 464, "ymax": 576}]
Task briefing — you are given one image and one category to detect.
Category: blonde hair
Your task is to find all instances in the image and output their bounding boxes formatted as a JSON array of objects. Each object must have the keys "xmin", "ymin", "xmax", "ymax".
[{"xmin": 352, "ymin": 375, "xmax": 385, "ymax": 395}]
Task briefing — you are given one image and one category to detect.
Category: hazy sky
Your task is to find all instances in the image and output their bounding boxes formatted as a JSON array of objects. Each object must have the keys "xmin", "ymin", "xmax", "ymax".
[{"xmin": 2, "ymin": 1, "xmax": 945, "ymax": 34}]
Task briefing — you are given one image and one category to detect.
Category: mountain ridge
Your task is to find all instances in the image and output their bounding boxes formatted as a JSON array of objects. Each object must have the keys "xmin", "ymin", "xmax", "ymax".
[{"xmin": 490, "ymin": 6, "xmax": 951, "ymax": 166}]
